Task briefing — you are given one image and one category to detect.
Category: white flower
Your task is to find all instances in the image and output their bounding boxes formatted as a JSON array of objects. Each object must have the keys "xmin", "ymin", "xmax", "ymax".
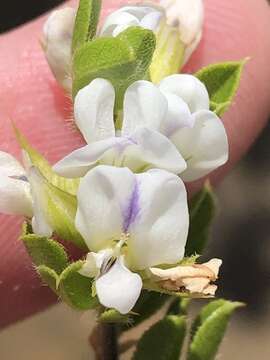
[
  {"xmin": 77, "ymin": 165, "xmax": 189, "ymax": 314},
  {"xmin": 160, "ymin": 0, "xmax": 204, "ymax": 64},
  {"xmin": 0, "ymin": 151, "xmax": 32, "ymax": 217},
  {"xmin": 0, "ymin": 151, "xmax": 52, "ymax": 236},
  {"xmin": 41, "ymin": 8, "xmax": 76, "ymax": 91},
  {"xmin": 99, "ymin": 5, "xmax": 164, "ymax": 37},
  {"xmin": 54, "ymin": 75, "xmax": 228, "ymax": 182},
  {"xmin": 53, "ymin": 78, "xmax": 186, "ymax": 177}
]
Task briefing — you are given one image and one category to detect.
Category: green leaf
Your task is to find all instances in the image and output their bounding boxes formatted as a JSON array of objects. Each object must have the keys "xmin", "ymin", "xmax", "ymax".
[
  {"xmin": 30, "ymin": 168, "xmax": 86, "ymax": 249},
  {"xmin": 72, "ymin": 27, "xmax": 156, "ymax": 109},
  {"xmin": 187, "ymin": 300, "xmax": 244, "ymax": 360},
  {"xmin": 37, "ymin": 265, "xmax": 59, "ymax": 293},
  {"xmin": 58, "ymin": 261, "xmax": 98, "ymax": 310},
  {"xmin": 133, "ymin": 315, "xmax": 186, "ymax": 360},
  {"xmin": 185, "ymin": 182, "xmax": 216, "ymax": 256},
  {"xmin": 196, "ymin": 59, "xmax": 247, "ymax": 116},
  {"xmin": 99, "ymin": 309, "xmax": 132, "ymax": 324},
  {"xmin": 14, "ymin": 127, "xmax": 79, "ymax": 195},
  {"xmin": 150, "ymin": 20, "xmax": 184, "ymax": 83},
  {"xmin": 72, "ymin": 0, "xmax": 101, "ymax": 52},
  {"xmin": 21, "ymin": 222, "xmax": 68, "ymax": 274}
]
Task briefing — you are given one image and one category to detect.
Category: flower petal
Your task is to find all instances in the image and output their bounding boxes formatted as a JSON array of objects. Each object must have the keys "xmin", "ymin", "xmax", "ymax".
[
  {"xmin": 28, "ymin": 168, "xmax": 53, "ymax": 237},
  {"xmin": 0, "ymin": 174, "xmax": 33, "ymax": 217},
  {"xmin": 74, "ymin": 79, "xmax": 115, "ymax": 144},
  {"xmin": 79, "ymin": 249, "xmax": 114, "ymax": 278},
  {"xmin": 53, "ymin": 138, "xmax": 119, "ymax": 178},
  {"xmin": 126, "ymin": 169, "xmax": 189, "ymax": 270},
  {"xmin": 140, "ymin": 12, "xmax": 163, "ymax": 31},
  {"xmin": 160, "ymin": 93, "xmax": 194, "ymax": 137},
  {"xmin": 124, "ymin": 127, "xmax": 186, "ymax": 174},
  {"xmin": 159, "ymin": 74, "xmax": 209, "ymax": 113},
  {"xmin": 122, "ymin": 80, "xmax": 168, "ymax": 136},
  {"xmin": 42, "ymin": 8, "xmax": 75, "ymax": 91},
  {"xmin": 75, "ymin": 166, "xmax": 135, "ymax": 252},
  {"xmin": 100, "ymin": 11, "xmax": 140, "ymax": 36},
  {"xmin": 96, "ymin": 257, "xmax": 142, "ymax": 314},
  {"xmin": 171, "ymin": 110, "xmax": 229, "ymax": 182},
  {"xmin": 0, "ymin": 151, "xmax": 26, "ymax": 177}
]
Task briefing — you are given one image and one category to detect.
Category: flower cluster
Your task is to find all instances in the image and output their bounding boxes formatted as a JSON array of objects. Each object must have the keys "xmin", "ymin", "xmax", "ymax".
[{"xmin": 0, "ymin": 0, "xmax": 233, "ymax": 315}]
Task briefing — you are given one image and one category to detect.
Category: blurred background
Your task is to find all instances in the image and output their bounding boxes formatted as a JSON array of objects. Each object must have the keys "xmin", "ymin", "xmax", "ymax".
[{"xmin": 0, "ymin": 1, "xmax": 270, "ymax": 359}]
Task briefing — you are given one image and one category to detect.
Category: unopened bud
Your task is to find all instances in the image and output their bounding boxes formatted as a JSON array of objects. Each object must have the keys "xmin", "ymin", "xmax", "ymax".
[
  {"xmin": 41, "ymin": 8, "xmax": 76, "ymax": 92},
  {"xmin": 160, "ymin": 0, "xmax": 204, "ymax": 65}
]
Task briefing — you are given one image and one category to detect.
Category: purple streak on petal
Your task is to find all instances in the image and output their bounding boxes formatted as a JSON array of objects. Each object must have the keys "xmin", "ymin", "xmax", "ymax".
[
  {"xmin": 114, "ymin": 137, "xmax": 137, "ymax": 155},
  {"xmin": 123, "ymin": 178, "xmax": 141, "ymax": 233}
]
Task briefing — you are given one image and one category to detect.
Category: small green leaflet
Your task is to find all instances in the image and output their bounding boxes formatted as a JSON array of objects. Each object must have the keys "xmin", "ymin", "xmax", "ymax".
[
  {"xmin": 58, "ymin": 261, "xmax": 98, "ymax": 310},
  {"xmin": 133, "ymin": 315, "xmax": 186, "ymax": 360},
  {"xmin": 185, "ymin": 182, "xmax": 216, "ymax": 256},
  {"xmin": 72, "ymin": 27, "xmax": 156, "ymax": 109},
  {"xmin": 72, "ymin": 0, "xmax": 102, "ymax": 53},
  {"xmin": 187, "ymin": 299, "xmax": 244, "ymax": 360},
  {"xmin": 37, "ymin": 265, "xmax": 59, "ymax": 293},
  {"xmin": 21, "ymin": 222, "xmax": 68, "ymax": 274},
  {"xmin": 196, "ymin": 59, "xmax": 247, "ymax": 116}
]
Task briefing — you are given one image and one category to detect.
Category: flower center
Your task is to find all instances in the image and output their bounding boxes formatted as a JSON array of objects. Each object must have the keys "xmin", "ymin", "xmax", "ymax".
[{"xmin": 100, "ymin": 233, "xmax": 130, "ymax": 276}]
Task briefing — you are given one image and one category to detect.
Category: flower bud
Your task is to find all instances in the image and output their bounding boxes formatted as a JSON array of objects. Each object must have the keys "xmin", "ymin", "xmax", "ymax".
[
  {"xmin": 160, "ymin": 0, "xmax": 204, "ymax": 65},
  {"xmin": 41, "ymin": 8, "xmax": 76, "ymax": 92}
]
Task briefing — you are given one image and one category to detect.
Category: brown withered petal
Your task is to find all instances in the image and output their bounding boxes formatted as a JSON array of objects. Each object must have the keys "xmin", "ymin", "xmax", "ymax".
[{"xmin": 149, "ymin": 258, "xmax": 222, "ymax": 296}]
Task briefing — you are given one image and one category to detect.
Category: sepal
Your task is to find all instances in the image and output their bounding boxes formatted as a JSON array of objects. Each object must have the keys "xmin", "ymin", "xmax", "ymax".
[{"xmin": 150, "ymin": 20, "xmax": 185, "ymax": 83}]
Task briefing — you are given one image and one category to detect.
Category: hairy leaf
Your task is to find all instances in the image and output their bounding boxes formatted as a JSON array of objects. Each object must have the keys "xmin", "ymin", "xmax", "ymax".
[
  {"xmin": 37, "ymin": 265, "xmax": 59, "ymax": 293},
  {"xmin": 133, "ymin": 315, "xmax": 186, "ymax": 360},
  {"xmin": 58, "ymin": 261, "xmax": 98, "ymax": 310},
  {"xmin": 72, "ymin": 27, "xmax": 156, "ymax": 109},
  {"xmin": 187, "ymin": 299, "xmax": 244, "ymax": 360},
  {"xmin": 72, "ymin": 0, "xmax": 101, "ymax": 52},
  {"xmin": 196, "ymin": 60, "xmax": 247, "ymax": 116},
  {"xmin": 21, "ymin": 222, "xmax": 68, "ymax": 274}
]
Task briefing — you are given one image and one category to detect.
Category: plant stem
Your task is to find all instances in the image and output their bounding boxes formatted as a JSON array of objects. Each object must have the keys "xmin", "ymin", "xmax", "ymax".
[{"xmin": 90, "ymin": 323, "xmax": 119, "ymax": 360}]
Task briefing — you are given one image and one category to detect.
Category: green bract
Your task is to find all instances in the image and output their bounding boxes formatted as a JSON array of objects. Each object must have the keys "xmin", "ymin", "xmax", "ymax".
[
  {"xmin": 21, "ymin": 223, "xmax": 68, "ymax": 274},
  {"xmin": 58, "ymin": 261, "xmax": 98, "ymax": 310},
  {"xmin": 196, "ymin": 59, "xmax": 247, "ymax": 116},
  {"xmin": 41, "ymin": 177, "xmax": 86, "ymax": 249},
  {"xmin": 14, "ymin": 127, "xmax": 79, "ymax": 196},
  {"xmin": 72, "ymin": 0, "xmax": 101, "ymax": 53},
  {"xmin": 72, "ymin": 27, "xmax": 156, "ymax": 109}
]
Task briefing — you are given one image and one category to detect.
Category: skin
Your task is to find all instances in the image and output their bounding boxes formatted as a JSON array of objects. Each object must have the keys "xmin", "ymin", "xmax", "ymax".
[{"xmin": 0, "ymin": 0, "xmax": 269, "ymax": 328}]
